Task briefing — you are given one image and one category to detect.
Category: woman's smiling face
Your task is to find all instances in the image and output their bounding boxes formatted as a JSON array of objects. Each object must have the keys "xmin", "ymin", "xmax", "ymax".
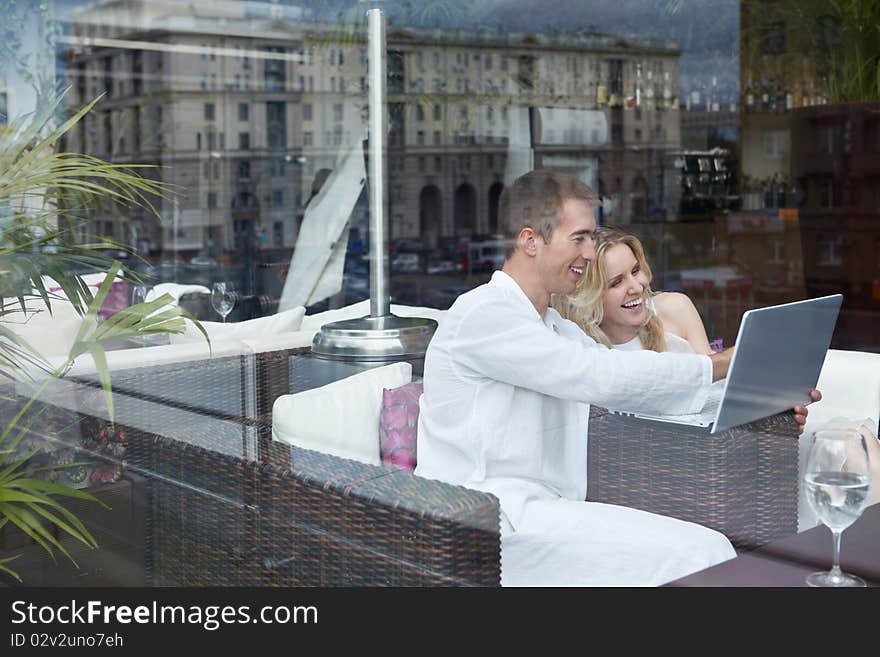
[{"xmin": 599, "ymin": 243, "xmax": 651, "ymax": 343}]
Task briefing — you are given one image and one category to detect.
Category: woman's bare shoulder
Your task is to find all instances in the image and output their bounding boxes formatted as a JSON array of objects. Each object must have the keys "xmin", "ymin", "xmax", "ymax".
[{"xmin": 653, "ymin": 291, "xmax": 697, "ymax": 315}]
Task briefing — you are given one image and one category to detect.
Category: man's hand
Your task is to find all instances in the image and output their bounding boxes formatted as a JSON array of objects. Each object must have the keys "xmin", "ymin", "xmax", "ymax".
[
  {"xmin": 708, "ymin": 347, "xmax": 734, "ymax": 382},
  {"xmin": 793, "ymin": 388, "xmax": 823, "ymax": 434}
]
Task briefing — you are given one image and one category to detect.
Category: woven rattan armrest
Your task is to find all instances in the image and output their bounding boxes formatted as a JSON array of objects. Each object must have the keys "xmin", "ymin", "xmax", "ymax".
[
  {"xmin": 586, "ymin": 405, "xmax": 800, "ymax": 550},
  {"xmin": 135, "ymin": 434, "xmax": 501, "ymax": 587}
]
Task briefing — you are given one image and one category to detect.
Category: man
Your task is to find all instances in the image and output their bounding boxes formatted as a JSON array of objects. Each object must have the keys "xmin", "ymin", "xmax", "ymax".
[{"xmin": 415, "ymin": 169, "xmax": 817, "ymax": 586}]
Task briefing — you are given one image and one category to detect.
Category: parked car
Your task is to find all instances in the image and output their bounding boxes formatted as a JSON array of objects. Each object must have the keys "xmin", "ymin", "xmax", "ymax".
[
  {"xmin": 391, "ymin": 238, "xmax": 431, "ymax": 253},
  {"xmin": 391, "ymin": 253, "xmax": 421, "ymax": 273},
  {"xmin": 426, "ymin": 259, "xmax": 460, "ymax": 275}
]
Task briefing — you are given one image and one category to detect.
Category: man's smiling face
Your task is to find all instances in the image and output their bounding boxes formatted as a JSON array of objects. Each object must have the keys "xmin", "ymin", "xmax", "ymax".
[{"xmin": 535, "ymin": 199, "xmax": 597, "ymax": 297}]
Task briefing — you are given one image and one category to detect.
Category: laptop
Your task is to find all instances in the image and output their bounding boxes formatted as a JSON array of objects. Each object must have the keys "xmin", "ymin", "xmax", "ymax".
[{"xmin": 609, "ymin": 294, "xmax": 843, "ymax": 434}]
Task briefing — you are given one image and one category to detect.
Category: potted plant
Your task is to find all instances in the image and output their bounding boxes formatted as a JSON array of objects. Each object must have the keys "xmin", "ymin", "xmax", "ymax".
[{"xmin": 0, "ymin": 90, "xmax": 207, "ymax": 581}]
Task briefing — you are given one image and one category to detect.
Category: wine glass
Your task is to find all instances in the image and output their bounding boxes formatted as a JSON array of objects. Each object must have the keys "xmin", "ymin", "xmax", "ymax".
[
  {"xmin": 804, "ymin": 425, "xmax": 872, "ymax": 587},
  {"xmin": 129, "ymin": 283, "xmax": 152, "ymax": 307},
  {"xmin": 211, "ymin": 281, "xmax": 236, "ymax": 322}
]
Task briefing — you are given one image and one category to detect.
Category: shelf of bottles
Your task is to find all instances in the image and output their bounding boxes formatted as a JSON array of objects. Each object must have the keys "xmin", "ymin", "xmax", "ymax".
[
  {"xmin": 589, "ymin": 61, "xmax": 677, "ymax": 112},
  {"xmin": 742, "ymin": 78, "xmax": 831, "ymax": 113}
]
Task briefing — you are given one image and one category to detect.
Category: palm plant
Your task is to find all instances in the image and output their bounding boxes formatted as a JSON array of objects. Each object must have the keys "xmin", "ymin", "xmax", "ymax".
[{"xmin": 0, "ymin": 90, "xmax": 207, "ymax": 581}]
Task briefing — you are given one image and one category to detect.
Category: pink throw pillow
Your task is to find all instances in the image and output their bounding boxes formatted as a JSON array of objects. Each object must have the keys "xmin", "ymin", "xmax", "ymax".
[
  {"xmin": 49, "ymin": 279, "xmax": 129, "ymax": 322},
  {"xmin": 379, "ymin": 381, "xmax": 422, "ymax": 472}
]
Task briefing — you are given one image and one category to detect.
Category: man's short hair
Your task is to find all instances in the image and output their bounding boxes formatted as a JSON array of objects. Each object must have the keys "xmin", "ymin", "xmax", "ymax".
[{"xmin": 498, "ymin": 169, "xmax": 600, "ymax": 257}]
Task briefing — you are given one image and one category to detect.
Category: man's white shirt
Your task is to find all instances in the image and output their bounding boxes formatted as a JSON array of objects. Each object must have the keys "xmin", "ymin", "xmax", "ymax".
[{"xmin": 415, "ymin": 270, "xmax": 713, "ymax": 530}]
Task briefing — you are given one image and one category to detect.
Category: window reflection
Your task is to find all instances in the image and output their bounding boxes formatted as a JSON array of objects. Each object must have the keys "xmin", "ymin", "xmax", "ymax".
[{"xmin": 0, "ymin": 0, "xmax": 873, "ymax": 346}]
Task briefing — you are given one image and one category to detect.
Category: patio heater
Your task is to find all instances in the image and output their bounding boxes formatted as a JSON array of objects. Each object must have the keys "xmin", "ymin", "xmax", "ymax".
[{"xmin": 311, "ymin": 6, "xmax": 437, "ymax": 369}]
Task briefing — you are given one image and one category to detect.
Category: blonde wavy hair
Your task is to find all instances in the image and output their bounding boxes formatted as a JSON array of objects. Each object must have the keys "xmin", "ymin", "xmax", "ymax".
[{"xmin": 552, "ymin": 226, "xmax": 667, "ymax": 352}]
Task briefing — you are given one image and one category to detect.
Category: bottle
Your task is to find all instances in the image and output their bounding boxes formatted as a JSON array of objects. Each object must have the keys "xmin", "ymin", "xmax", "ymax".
[
  {"xmin": 663, "ymin": 71, "xmax": 672, "ymax": 110},
  {"xmin": 635, "ymin": 62, "xmax": 643, "ymax": 107},
  {"xmin": 625, "ymin": 78, "xmax": 635, "ymax": 109}
]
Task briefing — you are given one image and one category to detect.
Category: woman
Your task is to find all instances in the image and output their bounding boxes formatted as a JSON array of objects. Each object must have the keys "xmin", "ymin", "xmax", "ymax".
[{"xmin": 554, "ymin": 226, "xmax": 715, "ymax": 355}]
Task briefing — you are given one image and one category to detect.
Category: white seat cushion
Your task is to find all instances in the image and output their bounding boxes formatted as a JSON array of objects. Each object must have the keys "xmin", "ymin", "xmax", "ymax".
[
  {"xmin": 271, "ymin": 362, "xmax": 412, "ymax": 465},
  {"xmin": 169, "ymin": 306, "xmax": 306, "ymax": 344}
]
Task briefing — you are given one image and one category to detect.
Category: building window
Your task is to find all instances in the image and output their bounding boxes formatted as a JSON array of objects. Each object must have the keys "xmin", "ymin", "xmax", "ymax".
[
  {"xmin": 207, "ymin": 192, "xmax": 217, "ymax": 209},
  {"xmin": 768, "ymin": 240, "xmax": 785, "ymax": 264},
  {"xmin": 303, "ymin": 104, "xmax": 312, "ymax": 121},
  {"xmin": 763, "ymin": 131, "xmax": 787, "ymax": 158},
  {"xmin": 204, "ymin": 103, "xmax": 215, "ymax": 120},
  {"xmin": 818, "ymin": 235, "xmax": 842, "ymax": 266},
  {"xmin": 760, "ymin": 21, "xmax": 786, "ymax": 55},
  {"xmin": 434, "ymin": 156, "xmax": 442, "ymax": 172},
  {"xmin": 416, "ymin": 105, "xmax": 425, "ymax": 122},
  {"xmin": 417, "ymin": 130, "xmax": 425, "ymax": 145},
  {"xmin": 303, "ymin": 131, "xmax": 313, "ymax": 146},
  {"xmin": 239, "ymin": 132, "xmax": 250, "ymax": 150},
  {"xmin": 272, "ymin": 189, "xmax": 284, "ymax": 208},
  {"xmin": 333, "ymin": 103, "xmax": 344, "ymax": 122},
  {"xmin": 238, "ymin": 103, "xmax": 249, "ymax": 121},
  {"xmin": 819, "ymin": 179, "xmax": 835, "ymax": 208},
  {"xmin": 433, "ymin": 130, "xmax": 441, "ymax": 145},
  {"xmin": 432, "ymin": 52, "xmax": 440, "ymax": 69},
  {"xmin": 433, "ymin": 104, "xmax": 442, "ymax": 121},
  {"xmin": 196, "ymin": 132, "xmax": 202, "ymax": 150}
]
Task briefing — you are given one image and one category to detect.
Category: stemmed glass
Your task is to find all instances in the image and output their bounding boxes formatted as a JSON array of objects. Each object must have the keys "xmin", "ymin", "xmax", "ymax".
[
  {"xmin": 211, "ymin": 281, "xmax": 236, "ymax": 322},
  {"xmin": 129, "ymin": 283, "xmax": 152, "ymax": 307},
  {"xmin": 804, "ymin": 425, "xmax": 872, "ymax": 587}
]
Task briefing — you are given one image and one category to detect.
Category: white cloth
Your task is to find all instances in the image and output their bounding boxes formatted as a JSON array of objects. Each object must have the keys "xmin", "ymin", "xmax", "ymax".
[
  {"xmin": 501, "ymin": 499, "xmax": 735, "ymax": 586},
  {"xmin": 613, "ymin": 331, "xmax": 695, "ymax": 354},
  {"xmin": 278, "ymin": 142, "xmax": 366, "ymax": 311},
  {"xmin": 415, "ymin": 270, "xmax": 733, "ymax": 585}
]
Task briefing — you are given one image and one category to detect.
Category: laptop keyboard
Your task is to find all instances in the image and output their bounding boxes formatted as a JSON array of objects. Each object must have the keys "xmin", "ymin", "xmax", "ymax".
[{"xmin": 701, "ymin": 392, "xmax": 721, "ymax": 416}]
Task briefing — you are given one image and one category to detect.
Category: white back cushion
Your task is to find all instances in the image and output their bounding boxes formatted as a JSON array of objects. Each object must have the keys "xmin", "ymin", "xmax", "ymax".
[
  {"xmin": 271, "ymin": 362, "xmax": 412, "ymax": 465},
  {"xmin": 300, "ymin": 300, "xmax": 370, "ymax": 331},
  {"xmin": 170, "ymin": 306, "xmax": 306, "ymax": 344},
  {"xmin": 3, "ymin": 296, "xmax": 96, "ymax": 360},
  {"xmin": 300, "ymin": 300, "xmax": 445, "ymax": 332},
  {"xmin": 798, "ymin": 349, "xmax": 880, "ymax": 530}
]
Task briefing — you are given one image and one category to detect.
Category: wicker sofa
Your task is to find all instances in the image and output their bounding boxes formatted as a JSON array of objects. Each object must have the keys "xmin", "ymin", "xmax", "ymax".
[{"xmin": 11, "ymin": 341, "xmax": 875, "ymax": 586}]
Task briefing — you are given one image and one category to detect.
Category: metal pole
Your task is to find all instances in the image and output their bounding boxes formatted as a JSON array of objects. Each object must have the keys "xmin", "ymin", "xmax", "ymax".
[
  {"xmin": 310, "ymin": 4, "xmax": 436, "ymax": 372},
  {"xmin": 367, "ymin": 7, "xmax": 389, "ymax": 317}
]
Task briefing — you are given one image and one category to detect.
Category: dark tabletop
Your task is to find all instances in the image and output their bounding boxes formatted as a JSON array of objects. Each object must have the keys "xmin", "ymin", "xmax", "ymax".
[{"xmin": 668, "ymin": 503, "xmax": 880, "ymax": 587}]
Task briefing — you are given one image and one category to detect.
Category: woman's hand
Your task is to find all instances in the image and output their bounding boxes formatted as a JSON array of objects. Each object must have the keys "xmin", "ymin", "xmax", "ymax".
[{"xmin": 793, "ymin": 388, "xmax": 823, "ymax": 434}]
